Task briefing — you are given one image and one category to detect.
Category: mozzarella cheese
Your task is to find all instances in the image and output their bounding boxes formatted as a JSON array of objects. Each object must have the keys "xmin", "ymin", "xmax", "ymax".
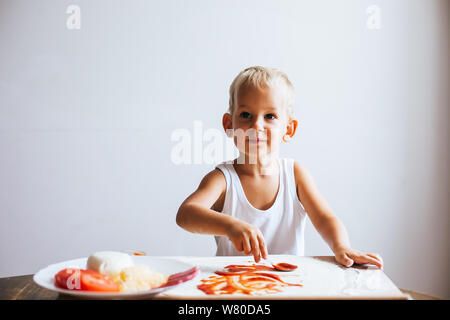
[{"xmin": 87, "ymin": 251, "xmax": 134, "ymax": 277}]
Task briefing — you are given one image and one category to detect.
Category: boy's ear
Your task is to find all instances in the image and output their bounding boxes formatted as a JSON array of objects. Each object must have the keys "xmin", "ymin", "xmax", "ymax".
[
  {"xmin": 222, "ymin": 113, "xmax": 233, "ymax": 137},
  {"xmin": 286, "ymin": 119, "xmax": 298, "ymax": 138}
]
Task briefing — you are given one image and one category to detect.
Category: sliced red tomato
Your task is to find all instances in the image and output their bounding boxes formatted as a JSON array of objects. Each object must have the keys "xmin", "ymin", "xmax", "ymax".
[
  {"xmin": 80, "ymin": 269, "xmax": 120, "ymax": 292},
  {"xmin": 55, "ymin": 268, "xmax": 82, "ymax": 290},
  {"xmin": 54, "ymin": 268, "xmax": 120, "ymax": 292}
]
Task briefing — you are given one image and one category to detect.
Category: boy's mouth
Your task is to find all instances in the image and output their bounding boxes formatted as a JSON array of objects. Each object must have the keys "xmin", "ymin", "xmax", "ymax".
[{"xmin": 248, "ymin": 138, "xmax": 267, "ymax": 144}]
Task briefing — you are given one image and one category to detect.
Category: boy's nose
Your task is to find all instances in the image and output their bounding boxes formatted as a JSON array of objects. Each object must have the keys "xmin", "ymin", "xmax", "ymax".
[{"xmin": 250, "ymin": 116, "xmax": 265, "ymax": 132}]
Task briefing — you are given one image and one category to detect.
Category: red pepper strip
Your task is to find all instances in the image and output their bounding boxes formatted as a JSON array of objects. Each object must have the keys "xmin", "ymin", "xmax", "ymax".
[
  {"xmin": 272, "ymin": 263, "xmax": 298, "ymax": 271},
  {"xmin": 215, "ymin": 270, "xmax": 247, "ymax": 276},
  {"xmin": 224, "ymin": 264, "xmax": 277, "ymax": 272},
  {"xmin": 169, "ymin": 267, "xmax": 199, "ymax": 280},
  {"xmin": 158, "ymin": 266, "xmax": 199, "ymax": 288},
  {"xmin": 198, "ymin": 271, "xmax": 303, "ymax": 295},
  {"xmin": 248, "ymin": 272, "xmax": 303, "ymax": 286}
]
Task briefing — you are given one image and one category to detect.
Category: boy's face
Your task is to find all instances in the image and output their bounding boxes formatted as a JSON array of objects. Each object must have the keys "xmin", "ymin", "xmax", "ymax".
[{"xmin": 223, "ymin": 85, "xmax": 297, "ymax": 162}]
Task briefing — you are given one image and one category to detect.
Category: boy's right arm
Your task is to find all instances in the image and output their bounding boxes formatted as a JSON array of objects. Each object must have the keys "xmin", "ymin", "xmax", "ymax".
[
  {"xmin": 176, "ymin": 169, "xmax": 231, "ymax": 236},
  {"xmin": 176, "ymin": 169, "xmax": 267, "ymax": 262}
]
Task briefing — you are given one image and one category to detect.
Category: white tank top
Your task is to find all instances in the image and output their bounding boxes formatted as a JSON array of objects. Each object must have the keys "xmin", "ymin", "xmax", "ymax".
[{"xmin": 214, "ymin": 158, "xmax": 307, "ymax": 256}]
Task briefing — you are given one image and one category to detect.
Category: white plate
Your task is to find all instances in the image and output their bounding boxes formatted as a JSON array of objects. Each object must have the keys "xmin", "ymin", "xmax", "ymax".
[{"xmin": 33, "ymin": 256, "xmax": 198, "ymax": 299}]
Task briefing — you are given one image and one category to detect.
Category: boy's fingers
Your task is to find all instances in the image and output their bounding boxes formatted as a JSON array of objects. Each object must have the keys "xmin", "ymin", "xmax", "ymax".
[
  {"xmin": 337, "ymin": 252, "xmax": 353, "ymax": 267},
  {"xmin": 232, "ymin": 238, "xmax": 243, "ymax": 252},
  {"xmin": 366, "ymin": 253, "xmax": 384, "ymax": 269},
  {"xmin": 242, "ymin": 235, "xmax": 252, "ymax": 255},
  {"xmin": 257, "ymin": 233, "xmax": 268, "ymax": 260},
  {"xmin": 367, "ymin": 253, "xmax": 383, "ymax": 264},
  {"xmin": 366, "ymin": 253, "xmax": 382, "ymax": 262},
  {"xmin": 250, "ymin": 236, "xmax": 260, "ymax": 262},
  {"xmin": 231, "ymin": 239, "xmax": 244, "ymax": 252},
  {"xmin": 353, "ymin": 254, "xmax": 383, "ymax": 269}
]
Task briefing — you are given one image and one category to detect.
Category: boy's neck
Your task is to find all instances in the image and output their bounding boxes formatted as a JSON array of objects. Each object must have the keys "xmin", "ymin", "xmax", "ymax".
[{"xmin": 233, "ymin": 153, "xmax": 279, "ymax": 177}]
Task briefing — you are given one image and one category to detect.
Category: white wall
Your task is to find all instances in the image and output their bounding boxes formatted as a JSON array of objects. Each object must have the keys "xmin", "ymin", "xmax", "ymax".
[{"xmin": 0, "ymin": 0, "xmax": 448, "ymax": 298}]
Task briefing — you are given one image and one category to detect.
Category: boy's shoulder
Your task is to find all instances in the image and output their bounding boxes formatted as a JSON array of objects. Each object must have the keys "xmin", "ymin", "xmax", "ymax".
[
  {"xmin": 282, "ymin": 158, "xmax": 305, "ymax": 173},
  {"xmin": 289, "ymin": 159, "xmax": 313, "ymax": 187},
  {"xmin": 197, "ymin": 168, "xmax": 227, "ymax": 210},
  {"xmin": 198, "ymin": 167, "xmax": 227, "ymax": 190},
  {"xmin": 291, "ymin": 159, "xmax": 306, "ymax": 172}
]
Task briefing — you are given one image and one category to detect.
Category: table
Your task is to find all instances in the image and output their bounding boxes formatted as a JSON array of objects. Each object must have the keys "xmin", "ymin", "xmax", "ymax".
[
  {"xmin": 0, "ymin": 274, "xmax": 441, "ymax": 300},
  {"xmin": 0, "ymin": 254, "xmax": 442, "ymax": 301}
]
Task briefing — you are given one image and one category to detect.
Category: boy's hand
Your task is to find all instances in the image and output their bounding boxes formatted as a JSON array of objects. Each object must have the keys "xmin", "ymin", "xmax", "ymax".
[
  {"xmin": 227, "ymin": 220, "xmax": 268, "ymax": 263},
  {"xmin": 334, "ymin": 246, "xmax": 384, "ymax": 270}
]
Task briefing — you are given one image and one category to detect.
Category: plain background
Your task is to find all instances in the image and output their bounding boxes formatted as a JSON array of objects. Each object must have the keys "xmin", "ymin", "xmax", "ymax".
[{"xmin": 0, "ymin": 0, "xmax": 449, "ymax": 298}]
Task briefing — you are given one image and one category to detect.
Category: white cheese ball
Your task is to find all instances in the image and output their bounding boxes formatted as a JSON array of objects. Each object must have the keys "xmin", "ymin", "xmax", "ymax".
[{"xmin": 87, "ymin": 251, "xmax": 134, "ymax": 276}]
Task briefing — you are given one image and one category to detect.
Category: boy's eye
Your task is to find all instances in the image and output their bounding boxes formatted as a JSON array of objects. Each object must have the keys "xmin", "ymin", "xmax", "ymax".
[
  {"xmin": 265, "ymin": 114, "xmax": 276, "ymax": 120},
  {"xmin": 239, "ymin": 112, "xmax": 251, "ymax": 119}
]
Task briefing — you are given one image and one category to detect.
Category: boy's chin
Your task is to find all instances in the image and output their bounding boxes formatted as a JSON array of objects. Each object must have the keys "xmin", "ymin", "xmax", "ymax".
[{"xmin": 236, "ymin": 149, "xmax": 278, "ymax": 161}]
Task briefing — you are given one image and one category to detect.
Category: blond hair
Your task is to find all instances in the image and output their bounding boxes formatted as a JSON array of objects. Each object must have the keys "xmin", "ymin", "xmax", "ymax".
[{"xmin": 228, "ymin": 66, "xmax": 294, "ymax": 117}]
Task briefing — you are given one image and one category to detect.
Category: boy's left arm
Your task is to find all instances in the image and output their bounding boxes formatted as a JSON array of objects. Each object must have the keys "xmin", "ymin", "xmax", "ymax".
[{"xmin": 294, "ymin": 162, "xmax": 384, "ymax": 269}]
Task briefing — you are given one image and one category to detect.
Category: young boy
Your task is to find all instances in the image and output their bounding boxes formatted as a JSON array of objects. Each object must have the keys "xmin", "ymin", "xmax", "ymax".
[{"xmin": 176, "ymin": 66, "xmax": 383, "ymax": 269}]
